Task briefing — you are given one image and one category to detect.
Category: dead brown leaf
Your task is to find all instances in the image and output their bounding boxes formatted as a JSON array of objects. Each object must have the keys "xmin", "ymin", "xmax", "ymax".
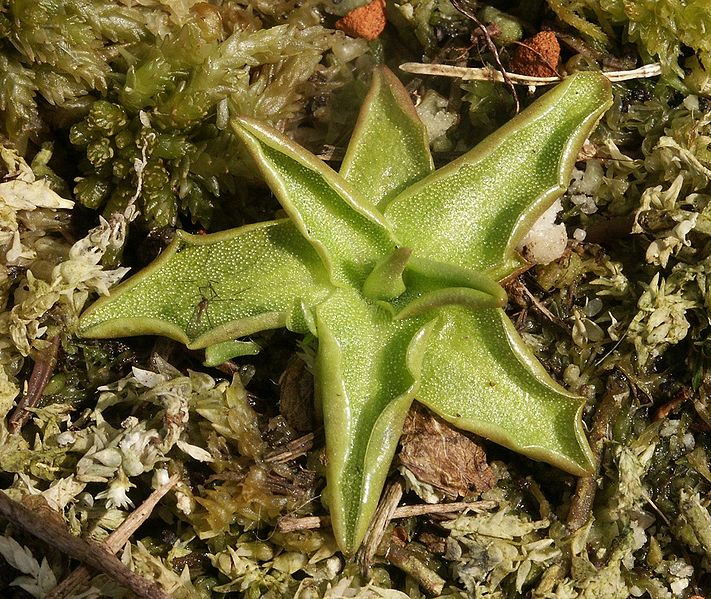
[{"xmin": 399, "ymin": 404, "xmax": 496, "ymax": 499}]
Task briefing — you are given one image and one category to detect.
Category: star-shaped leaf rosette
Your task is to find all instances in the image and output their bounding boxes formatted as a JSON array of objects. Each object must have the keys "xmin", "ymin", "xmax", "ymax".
[{"xmin": 78, "ymin": 67, "xmax": 612, "ymax": 554}]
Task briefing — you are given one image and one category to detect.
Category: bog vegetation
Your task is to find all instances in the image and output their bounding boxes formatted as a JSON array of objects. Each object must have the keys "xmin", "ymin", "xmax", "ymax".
[{"xmin": 1, "ymin": 1, "xmax": 711, "ymax": 597}]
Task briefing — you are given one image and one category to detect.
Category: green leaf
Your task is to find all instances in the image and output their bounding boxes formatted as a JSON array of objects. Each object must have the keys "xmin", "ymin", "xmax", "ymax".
[
  {"xmin": 340, "ymin": 66, "xmax": 434, "ymax": 208},
  {"xmin": 204, "ymin": 340, "xmax": 260, "ymax": 367},
  {"xmin": 78, "ymin": 222, "xmax": 331, "ymax": 348},
  {"xmin": 315, "ymin": 288, "xmax": 433, "ymax": 553},
  {"xmin": 417, "ymin": 307, "xmax": 595, "ymax": 475},
  {"xmin": 233, "ymin": 118, "xmax": 395, "ymax": 286},
  {"xmin": 362, "ymin": 247, "xmax": 412, "ymax": 301},
  {"xmin": 384, "ymin": 72, "xmax": 613, "ymax": 280},
  {"xmin": 394, "ymin": 286, "xmax": 506, "ymax": 320}
]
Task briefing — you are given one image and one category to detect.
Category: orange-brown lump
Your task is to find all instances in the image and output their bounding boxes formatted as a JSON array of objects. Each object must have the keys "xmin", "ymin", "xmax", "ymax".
[
  {"xmin": 336, "ymin": 0, "xmax": 387, "ymax": 41},
  {"xmin": 509, "ymin": 31, "xmax": 561, "ymax": 77}
]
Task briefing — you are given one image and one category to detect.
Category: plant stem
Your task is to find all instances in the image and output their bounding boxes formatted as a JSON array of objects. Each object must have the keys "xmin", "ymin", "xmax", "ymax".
[
  {"xmin": 0, "ymin": 491, "xmax": 171, "ymax": 599},
  {"xmin": 45, "ymin": 474, "xmax": 179, "ymax": 599},
  {"xmin": 9, "ymin": 334, "xmax": 61, "ymax": 432},
  {"xmin": 567, "ymin": 373, "xmax": 628, "ymax": 531}
]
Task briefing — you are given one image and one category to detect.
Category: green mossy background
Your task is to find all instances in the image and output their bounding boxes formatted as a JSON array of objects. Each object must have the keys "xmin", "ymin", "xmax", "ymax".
[{"xmin": 2, "ymin": 0, "xmax": 711, "ymax": 596}]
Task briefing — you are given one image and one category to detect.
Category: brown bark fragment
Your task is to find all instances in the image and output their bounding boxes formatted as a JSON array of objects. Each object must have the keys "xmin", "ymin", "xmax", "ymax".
[
  {"xmin": 509, "ymin": 31, "xmax": 561, "ymax": 77},
  {"xmin": 336, "ymin": 0, "xmax": 387, "ymax": 41},
  {"xmin": 399, "ymin": 404, "xmax": 496, "ymax": 498}
]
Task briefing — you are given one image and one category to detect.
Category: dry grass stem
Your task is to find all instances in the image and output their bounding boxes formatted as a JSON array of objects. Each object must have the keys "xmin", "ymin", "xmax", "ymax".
[
  {"xmin": 0, "ymin": 491, "xmax": 171, "ymax": 599},
  {"xmin": 264, "ymin": 432, "xmax": 316, "ymax": 464},
  {"xmin": 276, "ymin": 500, "xmax": 497, "ymax": 533},
  {"xmin": 277, "ymin": 515, "xmax": 331, "ymax": 533},
  {"xmin": 394, "ymin": 499, "xmax": 497, "ymax": 518},
  {"xmin": 44, "ymin": 474, "xmax": 179, "ymax": 599},
  {"xmin": 357, "ymin": 479, "xmax": 403, "ymax": 576},
  {"xmin": 399, "ymin": 62, "xmax": 662, "ymax": 85}
]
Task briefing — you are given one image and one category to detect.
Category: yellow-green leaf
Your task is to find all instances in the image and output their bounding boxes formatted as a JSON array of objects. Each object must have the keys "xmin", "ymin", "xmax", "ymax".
[
  {"xmin": 340, "ymin": 66, "xmax": 434, "ymax": 208},
  {"xmin": 315, "ymin": 288, "xmax": 433, "ymax": 553},
  {"xmin": 384, "ymin": 72, "xmax": 613, "ymax": 280},
  {"xmin": 418, "ymin": 307, "xmax": 595, "ymax": 475},
  {"xmin": 233, "ymin": 117, "xmax": 395, "ymax": 286},
  {"xmin": 78, "ymin": 222, "xmax": 331, "ymax": 348}
]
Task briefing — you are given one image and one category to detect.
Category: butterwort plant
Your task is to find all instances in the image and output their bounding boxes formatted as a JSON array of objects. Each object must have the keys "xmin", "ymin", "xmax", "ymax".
[{"xmin": 79, "ymin": 67, "xmax": 613, "ymax": 554}]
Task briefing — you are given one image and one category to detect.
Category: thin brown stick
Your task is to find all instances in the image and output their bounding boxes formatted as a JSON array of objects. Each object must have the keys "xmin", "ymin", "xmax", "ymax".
[
  {"xmin": 567, "ymin": 373, "xmax": 628, "ymax": 531},
  {"xmin": 45, "ymin": 474, "xmax": 179, "ymax": 599},
  {"xmin": 387, "ymin": 544, "xmax": 446, "ymax": 596},
  {"xmin": 276, "ymin": 500, "xmax": 497, "ymax": 533},
  {"xmin": 450, "ymin": 0, "xmax": 520, "ymax": 112},
  {"xmin": 264, "ymin": 433, "xmax": 316, "ymax": 464},
  {"xmin": 389, "ymin": 500, "xmax": 496, "ymax": 518},
  {"xmin": 358, "ymin": 479, "xmax": 403, "ymax": 576},
  {"xmin": 556, "ymin": 31, "xmax": 635, "ymax": 70},
  {"xmin": 277, "ymin": 515, "xmax": 330, "ymax": 533},
  {"xmin": 0, "ymin": 491, "xmax": 171, "ymax": 599},
  {"xmin": 9, "ymin": 334, "xmax": 61, "ymax": 432}
]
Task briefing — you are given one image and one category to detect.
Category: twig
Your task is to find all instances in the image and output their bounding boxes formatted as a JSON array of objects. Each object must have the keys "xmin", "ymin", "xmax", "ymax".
[
  {"xmin": 509, "ymin": 278, "xmax": 570, "ymax": 332},
  {"xmin": 399, "ymin": 61, "xmax": 662, "ymax": 85},
  {"xmin": 264, "ymin": 433, "xmax": 316, "ymax": 464},
  {"xmin": 386, "ymin": 544, "xmax": 446, "ymax": 596},
  {"xmin": 389, "ymin": 500, "xmax": 496, "ymax": 518},
  {"xmin": 567, "ymin": 373, "xmax": 628, "ymax": 531},
  {"xmin": 9, "ymin": 334, "xmax": 61, "ymax": 433},
  {"xmin": 357, "ymin": 479, "xmax": 403, "ymax": 577},
  {"xmin": 276, "ymin": 514, "xmax": 330, "ymax": 533},
  {"xmin": 276, "ymin": 500, "xmax": 496, "ymax": 532},
  {"xmin": 45, "ymin": 474, "xmax": 179, "ymax": 599},
  {"xmin": 0, "ymin": 491, "xmax": 171, "ymax": 599},
  {"xmin": 450, "ymin": 0, "xmax": 519, "ymax": 111},
  {"xmin": 556, "ymin": 31, "xmax": 635, "ymax": 70}
]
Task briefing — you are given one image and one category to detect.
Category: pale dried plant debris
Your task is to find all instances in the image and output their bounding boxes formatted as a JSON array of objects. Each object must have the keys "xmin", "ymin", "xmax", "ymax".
[{"xmin": 399, "ymin": 61, "xmax": 663, "ymax": 85}]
